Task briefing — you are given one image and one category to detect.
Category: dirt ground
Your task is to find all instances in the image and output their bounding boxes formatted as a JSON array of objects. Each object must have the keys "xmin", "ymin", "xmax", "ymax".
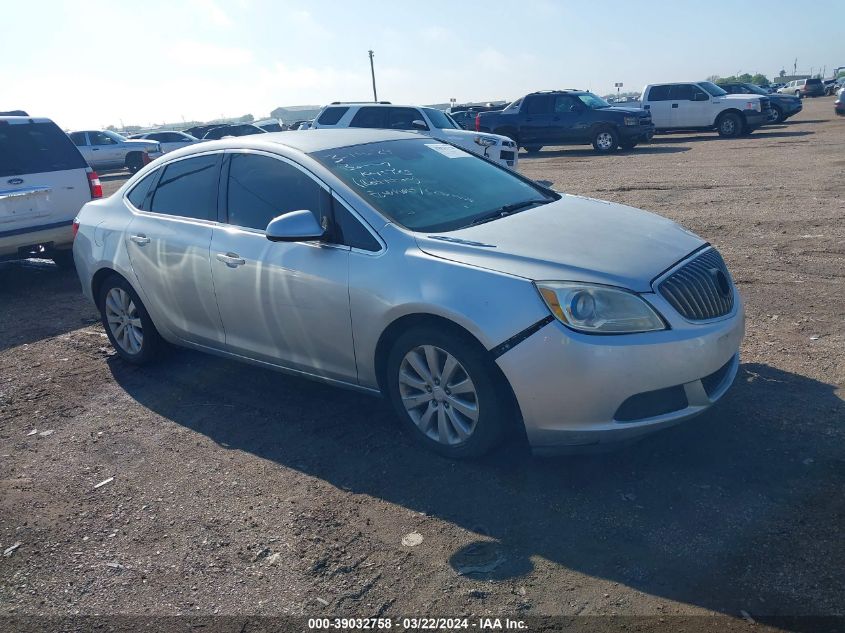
[{"xmin": 1, "ymin": 97, "xmax": 843, "ymax": 632}]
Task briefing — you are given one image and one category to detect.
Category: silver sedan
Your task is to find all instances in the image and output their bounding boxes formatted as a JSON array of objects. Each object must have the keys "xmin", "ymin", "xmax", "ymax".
[{"xmin": 72, "ymin": 130, "xmax": 744, "ymax": 458}]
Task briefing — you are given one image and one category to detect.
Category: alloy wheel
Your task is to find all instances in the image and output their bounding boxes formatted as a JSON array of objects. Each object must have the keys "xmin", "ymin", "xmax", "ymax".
[
  {"xmin": 105, "ymin": 287, "xmax": 143, "ymax": 354},
  {"xmin": 596, "ymin": 132, "xmax": 614, "ymax": 150},
  {"xmin": 398, "ymin": 345, "xmax": 479, "ymax": 446}
]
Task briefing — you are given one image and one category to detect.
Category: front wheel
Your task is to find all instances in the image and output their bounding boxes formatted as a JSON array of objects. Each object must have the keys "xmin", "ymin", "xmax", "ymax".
[
  {"xmin": 98, "ymin": 275, "xmax": 163, "ymax": 364},
  {"xmin": 523, "ymin": 145, "xmax": 542, "ymax": 154},
  {"xmin": 126, "ymin": 153, "xmax": 144, "ymax": 174},
  {"xmin": 716, "ymin": 113, "xmax": 742, "ymax": 138},
  {"xmin": 794, "ymin": 90, "xmax": 801, "ymax": 98},
  {"xmin": 592, "ymin": 128, "xmax": 619, "ymax": 153},
  {"xmin": 769, "ymin": 105, "xmax": 784, "ymax": 123},
  {"xmin": 385, "ymin": 327, "xmax": 513, "ymax": 458}
]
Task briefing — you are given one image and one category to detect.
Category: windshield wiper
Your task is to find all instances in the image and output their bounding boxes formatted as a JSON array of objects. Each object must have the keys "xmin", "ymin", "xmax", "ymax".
[{"xmin": 469, "ymin": 199, "xmax": 550, "ymax": 226}]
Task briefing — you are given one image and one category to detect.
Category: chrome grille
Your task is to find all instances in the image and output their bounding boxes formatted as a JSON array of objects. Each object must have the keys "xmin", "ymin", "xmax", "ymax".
[{"xmin": 659, "ymin": 249, "xmax": 734, "ymax": 320}]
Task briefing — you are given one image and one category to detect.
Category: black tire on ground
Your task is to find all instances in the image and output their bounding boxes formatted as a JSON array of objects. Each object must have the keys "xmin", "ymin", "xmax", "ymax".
[
  {"xmin": 770, "ymin": 105, "xmax": 784, "ymax": 124},
  {"xmin": 794, "ymin": 90, "xmax": 801, "ymax": 98},
  {"xmin": 523, "ymin": 145, "xmax": 542, "ymax": 154},
  {"xmin": 619, "ymin": 139, "xmax": 639, "ymax": 150},
  {"xmin": 50, "ymin": 250, "xmax": 75, "ymax": 270},
  {"xmin": 741, "ymin": 126, "xmax": 754, "ymax": 135},
  {"xmin": 385, "ymin": 325, "xmax": 514, "ymax": 459},
  {"xmin": 716, "ymin": 112, "xmax": 743, "ymax": 138},
  {"xmin": 591, "ymin": 127, "xmax": 619, "ymax": 153},
  {"xmin": 97, "ymin": 274, "xmax": 164, "ymax": 365},
  {"xmin": 126, "ymin": 152, "xmax": 144, "ymax": 174}
]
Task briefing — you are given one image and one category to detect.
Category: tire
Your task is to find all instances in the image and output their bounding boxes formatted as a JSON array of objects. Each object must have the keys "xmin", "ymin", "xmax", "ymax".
[
  {"xmin": 619, "ymin": 139, "xmax": 639, "ymax": 150},
  {"xmin": 794, "ymin": 90, "xmax": 801, "ymax": 98},
  {"xmin": 385, "ymin": 326, "xmax": 513, "ymax": 459},
  {"xmin": 50, "ymin": 250, "xmax": 75, "ymax": 270},
  {"xmin": 716, "ymin": 112, "xmax": 742, "ymax": 138},
  {"xmin": 769, "ymin": 105, "xmax": 784, "ymax": 124},
  {"xmin": 591, "ymin": 127, "xmax": 619, "ymax": 153},
  {"xmin": 523, "ymin": 145, "xmax": 542, "ymax": 154},
  {"xmin": 126, "ymin": 152, "xmax": 144, "ymax": 174},
  {"xmin": 97, "ymin": 274, "xmax": 163, "ymax": 365}
]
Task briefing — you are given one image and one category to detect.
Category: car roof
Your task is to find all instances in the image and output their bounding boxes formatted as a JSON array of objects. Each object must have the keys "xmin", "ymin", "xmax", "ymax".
[
  {"xmin": 166, "ymin": 129, "xmax": 421, "ymax": 157},
  {"xmin": 0, "ymin": 116, "xmax": 53, "ymax": 124}
]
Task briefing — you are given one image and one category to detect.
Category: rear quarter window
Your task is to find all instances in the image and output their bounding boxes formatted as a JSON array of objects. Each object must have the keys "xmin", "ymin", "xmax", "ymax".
[
  {"xmin": 317, "ymin": 107, "xmax": 349, "ymax": 126},
  {"xmin": 0, "ymin": 121, "xmax": 88, "ymax": 178}
]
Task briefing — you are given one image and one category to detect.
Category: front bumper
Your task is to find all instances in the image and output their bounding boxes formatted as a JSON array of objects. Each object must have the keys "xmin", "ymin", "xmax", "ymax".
[
  {"xmin": 496, "ymin": 292, "xmax": 745, "ymax": 453},
  {"xmin": 492, "ymin": 140, "xmax": 519, "ymax": 169},
  {"xmin": 619, "ymin": 123, "xmax": 655, "ymax": 142},
  {"xmin": 743, "ymin": 111, "xmax": 769, "ymax": 129}
]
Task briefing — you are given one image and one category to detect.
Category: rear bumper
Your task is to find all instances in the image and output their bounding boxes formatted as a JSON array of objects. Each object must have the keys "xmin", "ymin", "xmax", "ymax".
[
  {"xmin": 0, "ymin": 221, "xmax": 74, "ymax": 258},
  {"xmin": 496, "ymin": 295, "xmax": 745, "ymax": 453}
]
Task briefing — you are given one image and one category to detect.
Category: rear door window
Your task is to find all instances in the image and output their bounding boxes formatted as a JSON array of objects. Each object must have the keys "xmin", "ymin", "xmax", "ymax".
[
  {"xmin": 647, "ymin": 85, "xmax": 671, "ymax": 101},
  {"xmin": 0, "ymin": 121, "xmax": 88, "ymax": 177},
  {"xmin": 149, "ymin": 154, "xmax": 220, "ymax": 220},
  {"xmin": 317, "ymin": 107, "xmax": 349, "ymax": 125},
  {"xmin": 349, "ymin": 107, "xmax": 387, "ymax": 128},
  {"xmin": 523, "ymin": 95, "xmax": 553, "ymax": 114},
  {"xmin": 69, "ymin": 132, "xmax": 88, "ymax": 146},
  {"xmin": 668, "ymin": 84, "xmax": 694, "ymax": 100}
]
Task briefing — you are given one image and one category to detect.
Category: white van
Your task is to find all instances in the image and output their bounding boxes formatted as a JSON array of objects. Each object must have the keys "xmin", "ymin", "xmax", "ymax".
[{"xmin": 0, "ymin": 116, "xmax": 101, "ymax": 268}]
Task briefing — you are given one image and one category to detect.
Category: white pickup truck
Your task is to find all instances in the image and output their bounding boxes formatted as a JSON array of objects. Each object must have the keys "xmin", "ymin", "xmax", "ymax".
[{"xmin": 640, "ymin": 81, "xmax": 771, "ymax": 137}]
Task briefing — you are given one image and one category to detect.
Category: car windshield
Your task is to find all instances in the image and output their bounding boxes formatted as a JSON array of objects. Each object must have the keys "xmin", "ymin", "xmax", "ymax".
[
  {"xmin": 577, "ymin": 93, "xmax": 612, "ymax": 109},
  {"xmin": 312, "ymin": 139, "xmax": 556, "ymax": 233},
  {"xmin": 699, "ymin": 81, "xmax": 728, "ymax": 96},
  {"xmin": 422, "ymin": 108, "xmax": 459, "ymax": 130},
  {"xmin": 742, "ymin": 83, "xmax": 769, "ymax": 95},
  {"xmin": 104, "ymin": 130, "xmax": 127, "ymax": 142}
]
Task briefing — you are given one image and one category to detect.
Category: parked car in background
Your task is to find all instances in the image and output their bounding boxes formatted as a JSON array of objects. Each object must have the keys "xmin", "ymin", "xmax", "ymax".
[
  {"xmin": 312, "ymin": 103, "xmax": 518, "ymax": 168},
  {"xmin": 130, "ymin": 130, "xmax": 199, "ymax": 154},
  {"xmin": 73, "ymin": 129, "xmax": 743, "ymax": 458},
  {"xmin": 835, "ymin": 87, "xmax": 845, "ymax": 116},
  {"xmin": 476, "ymin": 90, "xmax": 654, "ymax": 154},
  {"xmin": 202, "ymin": 123, "xmax": 267, "ymax": 140},
  {"xmin": 68, "ymin": 130, "xmax": 162, "ymax": 173},
  {"xmin": 183, "ymin": 124, "xmax": 220, "ymax": 139},
  {"xmin": 718, "ymin": 82, "xmax": 802, "ymax": 123},
  {"xmin": 640, "ymin": 82, "xmax": 770, "ymax": 137},
  {"xmin": 254, "ymin": 118, "xmax": 286, "ymax": 132},
  {"xmin": 1, "ymin": 116, "xmax": 101, "ymax": 268},
  {"xmin": 295, "ymin": 120, "xmax": 313, "ymax": 130},
  {"xmin": 778, "ymin": 78, "xmax": 824, "ymax": 98},
  {"xmin": 448, "ymin": 110, "xmax": 475, "ymax": 130}
]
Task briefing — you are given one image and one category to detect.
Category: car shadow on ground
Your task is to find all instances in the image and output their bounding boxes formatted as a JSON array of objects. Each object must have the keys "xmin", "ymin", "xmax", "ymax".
[
  {"xmin": 655, "ymin": 130, "xmax": 814, "ymax": 144},
  {"xmin": 0, "ymin": 260, "xmax": 94, "ymax": 352},
  {"xmin": 519, "ymin": 146, "xmax": 691, "ymax": 159},
  {"xmin": 110, "ymin": 351, "xmax": 844, "ymax": 626}
]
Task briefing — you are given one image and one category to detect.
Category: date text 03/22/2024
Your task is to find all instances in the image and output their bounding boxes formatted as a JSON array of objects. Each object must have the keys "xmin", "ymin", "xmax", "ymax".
[{"xmin": 307, "ymin": 617, "xmax": 528, "ymax": 630}]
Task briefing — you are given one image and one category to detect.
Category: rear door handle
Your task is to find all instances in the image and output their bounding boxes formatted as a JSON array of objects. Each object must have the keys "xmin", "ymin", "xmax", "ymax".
[
  {"xmin": 672, "ymin": 103, "xmax": 679, "ymax": 108},
  {"xmin": 216, "ymin": 252, "xmax": 245, "ymax": 267},
  {"xmin": 130, "ymin": 234, "xmax": 150, "ymax": 245}
]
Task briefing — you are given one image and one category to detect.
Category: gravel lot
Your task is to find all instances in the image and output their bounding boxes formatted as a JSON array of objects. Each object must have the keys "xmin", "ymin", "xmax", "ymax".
[{"xmin": 1, "ymin": 97, "xmax": 843, "ymax": 631}]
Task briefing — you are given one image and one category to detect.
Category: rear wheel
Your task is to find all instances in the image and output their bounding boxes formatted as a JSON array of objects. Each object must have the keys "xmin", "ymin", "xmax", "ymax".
[
  {"xmin": 385, "ymin": 326, "xmax": 512, "ymax": 458},
  {"xmin": 619, "ymin": 139, "xmax": 639, "ymax": 150},
  {"xmin": 50, "ymin": 250, "xmax": 75, "ymax": 270},
  {"xmin": 716, "ymin": 112, "xmax": 742, "ymax": 138},
  {"xmin": 126, "ymin": 152, "xmax": 144, "ymax": 174},
  {"xmin": 592, "ymin": 127, "xmax": 619, "ymax": 153},
  {"xmin": 98, "ymin": 275, "xmax": 163, "ymax": 364}
]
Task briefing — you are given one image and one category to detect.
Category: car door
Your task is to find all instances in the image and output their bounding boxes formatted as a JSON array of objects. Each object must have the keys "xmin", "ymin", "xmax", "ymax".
[
  {"xmin": 210, "ymin": 150, "xmax": 357, "ymax": 382},
  {"xmin": 87, "ymin": 131, "xmax": 124, "ymax": 168},
  {"xmin": 643, "ymin": 85, "xmax": 673, "ymax": 128},
  {"xmin": 124, "ymin": 152, "xmax": 225, "ymax": 347},
  {"xmin": 670, "ymin": 84, "xmax": 710, "ymax": 127},
  {"xmin": 69, "ymin": 132, "xmax": 95, "ymax": 166},
  {"xmin": 552, "ymin": 94, "xmax": 586, "ymax": 142},
  {"xmin": 519, "ymin": 94, "xmax": 554, "ymax": 144}
]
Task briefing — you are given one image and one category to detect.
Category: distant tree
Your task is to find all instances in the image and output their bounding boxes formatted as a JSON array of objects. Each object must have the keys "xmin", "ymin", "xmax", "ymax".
[
  {"xmin": 778, "ymin": 69, "xmax": 786, "ymax": 78},
  {"xmin": 238, "ymin": 114, "xmax": 254, "ymax": 123},
  {"xmin": 750, "ymin": 73, "xmax": 770, "ymax": 85},
  {"xmin": 706, "ymin": 74, "xmax": 721, "ymax": 83}
]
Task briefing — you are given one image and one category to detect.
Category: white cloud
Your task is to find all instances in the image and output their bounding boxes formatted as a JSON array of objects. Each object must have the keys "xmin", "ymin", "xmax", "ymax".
[
  {"xmin": 188, "ymin": 0, "xmax": 232, "ymax": 27},
  {"xmin": 169, "ymin": 41, "xmax": 254, "ymax": 67}
]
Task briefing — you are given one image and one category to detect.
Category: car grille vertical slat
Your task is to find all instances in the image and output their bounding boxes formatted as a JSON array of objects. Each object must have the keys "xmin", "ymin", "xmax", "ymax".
[{"xmin": 658, "ymin": 249, "xmax": 735, "ymax": 321}]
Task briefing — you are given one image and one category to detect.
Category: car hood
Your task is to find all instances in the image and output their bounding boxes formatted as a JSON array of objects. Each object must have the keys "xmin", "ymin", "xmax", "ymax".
[
  {"xmin": 414, "ymin": 194, "xmax": 705, "ymax": 292},
  {"xmin": 720, "ymin": 94, "xmax": 764, "ymax": 102},
  {"xmin": 601, "ymin": 106, "xmax": 649, "ymax": 115},
  {"xmin": 124, "ymin": 139, "xmax": 160, "ymax": 150}
]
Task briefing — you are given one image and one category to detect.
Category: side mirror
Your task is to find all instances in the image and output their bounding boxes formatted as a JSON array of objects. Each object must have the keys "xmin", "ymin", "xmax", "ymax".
[
  {"xmin": 265, "ymin": 210, "xmax": 325, "ymax": 242},
  {"xmin": 411, "ymin": 119, "xmax": 428, "ymax": 130}
]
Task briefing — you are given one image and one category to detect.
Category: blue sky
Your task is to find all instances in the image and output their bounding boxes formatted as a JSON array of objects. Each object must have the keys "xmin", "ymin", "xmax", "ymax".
[{"xmin": 3, "ymin": 0, "xmax": 842, "ymax": 129}]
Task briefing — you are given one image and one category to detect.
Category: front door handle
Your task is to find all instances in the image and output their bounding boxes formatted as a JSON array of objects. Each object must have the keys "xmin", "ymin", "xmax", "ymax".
[
  {"xmin": 672, "ymin": 103, "xmax": 679, "ymax": 108},
  {"xmin": 216, "ymin": 252, "xmax": 245, "ymax": 267},
  {"xmin": 130, "ymin": 234, "xmax": 150, "ymax": 245}
]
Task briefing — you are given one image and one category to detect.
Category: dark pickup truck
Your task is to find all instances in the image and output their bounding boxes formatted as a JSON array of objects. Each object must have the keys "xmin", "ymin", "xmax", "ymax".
[{"xmin": 475, "ymin": 90, "xmax": 655, "ymax": 154}]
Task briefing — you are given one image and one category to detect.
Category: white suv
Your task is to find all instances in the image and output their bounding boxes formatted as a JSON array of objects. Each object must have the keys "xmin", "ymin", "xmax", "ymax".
[
  {"xmin": 311, "ymin": 103, "xmax": 518, "ymax": 169},
  {"xmin": 0, "ymin": 116, "xmax": 102, "ymax": 268}
]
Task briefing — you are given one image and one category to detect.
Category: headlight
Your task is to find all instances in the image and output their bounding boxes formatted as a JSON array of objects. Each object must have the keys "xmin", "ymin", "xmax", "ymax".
[
  {"xmin": 474, "ymin": 135, "xmax": 498, "ymax": 148},
  {"xmin": 623, "ymin": 116, "xmax": 640, "ymax": 126},
  {"xmin": 535, "ymin": 282, "xmax": 666, "ymax": 334}
]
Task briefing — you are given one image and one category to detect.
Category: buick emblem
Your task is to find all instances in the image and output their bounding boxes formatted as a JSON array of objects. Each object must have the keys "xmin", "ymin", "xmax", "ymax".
[
  {"xmin": 7, "ymin": 177, "xmax": 24, "ymax": 185},
  {"xmin": 710, "ymin": 268, "xmax": 731, "ymax": 297}
]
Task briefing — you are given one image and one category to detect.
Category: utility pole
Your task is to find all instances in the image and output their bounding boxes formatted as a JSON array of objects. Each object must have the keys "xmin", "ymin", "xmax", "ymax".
[
  {"xmin": 794, "ymin": 58, "xmax": 797, "ymax": 76},
  {"xmin": 368, "ymin": 50, "xmax": 378, "ymax": 102}
]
